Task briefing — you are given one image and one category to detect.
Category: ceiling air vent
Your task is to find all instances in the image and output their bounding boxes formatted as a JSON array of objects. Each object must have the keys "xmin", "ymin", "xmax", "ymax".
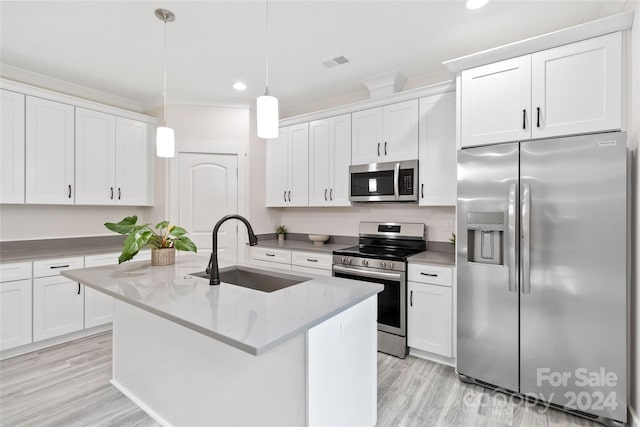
[{"xmin": 322, "ymin": 56, "xmax": 350, "ymax": 68}]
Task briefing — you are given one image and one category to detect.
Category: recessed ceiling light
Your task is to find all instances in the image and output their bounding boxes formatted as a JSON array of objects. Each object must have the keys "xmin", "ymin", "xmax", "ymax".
[
  {"xmin": 466, "ymin": 0, "xmax": 489, "ymax": 9},
  {"xmin": 233, "ymin": 82, "xmax": 247, "ymax": 91}
]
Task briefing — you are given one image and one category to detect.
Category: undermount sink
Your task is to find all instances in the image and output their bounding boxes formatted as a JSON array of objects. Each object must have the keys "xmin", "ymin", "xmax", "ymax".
[{"xmin": 191, "ymin": 266, "xmax": 310, "ymax": 293}]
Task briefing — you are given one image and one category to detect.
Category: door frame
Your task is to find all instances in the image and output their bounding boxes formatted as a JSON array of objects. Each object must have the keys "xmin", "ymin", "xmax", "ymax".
[{"xmin": 168, "ymin": 139, "xmax": 247, "ymax": 264}]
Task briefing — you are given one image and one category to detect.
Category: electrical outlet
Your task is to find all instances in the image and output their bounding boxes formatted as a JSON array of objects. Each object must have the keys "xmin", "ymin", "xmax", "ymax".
[
  {"xmin": 445, "ymin": 221, "xmax": 453, "ymax": 232},
  {"xmin": 339, "ymin": 220, "xmax": 346, "ymax": 229}
]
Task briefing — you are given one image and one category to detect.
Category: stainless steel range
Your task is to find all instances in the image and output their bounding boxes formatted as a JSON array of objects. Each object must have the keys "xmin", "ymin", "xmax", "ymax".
[{"xmin": 332, "ymin": 222, "xmax": 426, "ymax": 358}]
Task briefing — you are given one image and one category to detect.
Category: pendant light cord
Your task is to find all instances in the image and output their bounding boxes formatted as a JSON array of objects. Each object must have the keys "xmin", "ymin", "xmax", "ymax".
[
  {"xmin": 264, "ymin": 0, "xmax": 270, "ymax": 96},
  {"xmin": 163, "ymin": 13, "xmax": 168, "ymax": 127}
]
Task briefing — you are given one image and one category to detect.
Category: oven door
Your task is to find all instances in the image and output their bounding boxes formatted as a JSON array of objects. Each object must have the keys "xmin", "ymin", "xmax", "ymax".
[{"xmin": 333, "ymin": 264, "xmax": 406, "ymax": 336}]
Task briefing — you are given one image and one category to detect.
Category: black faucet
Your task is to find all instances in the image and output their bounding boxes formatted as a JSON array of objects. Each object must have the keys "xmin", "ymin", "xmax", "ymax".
[{"xmin": 207, "ymin": 214, "xmax": 258, "ymax": 286}]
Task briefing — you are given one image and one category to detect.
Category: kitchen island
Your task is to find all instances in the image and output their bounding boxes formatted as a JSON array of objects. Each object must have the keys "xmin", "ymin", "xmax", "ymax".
[{"xmin": 62, "ymin": 254, "xmax": 382, "ymax": 427}]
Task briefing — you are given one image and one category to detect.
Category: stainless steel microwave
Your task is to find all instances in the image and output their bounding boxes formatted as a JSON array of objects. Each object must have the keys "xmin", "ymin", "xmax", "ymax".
[{"xmin": 349, "ymin": 160, "xmax": 418, "ymax": 202}]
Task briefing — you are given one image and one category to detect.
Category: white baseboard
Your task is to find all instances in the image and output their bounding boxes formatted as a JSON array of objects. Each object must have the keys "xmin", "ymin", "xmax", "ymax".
[
  {"xmin": 630, "ymin": 406, "xmax": 640, "ymax": 427},
  {"xmin": 111, "ymin": 379, "xmax": 173, "ymax": 427},
  {"xmin": 409, "ymin": 347, "xmax": 456, "ymax": 367}
]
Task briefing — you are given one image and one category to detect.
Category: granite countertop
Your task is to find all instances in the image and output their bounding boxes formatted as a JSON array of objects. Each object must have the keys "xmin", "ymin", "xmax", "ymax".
[
  {"xmin": 257, "ymin": 238, "xmax": 352, "ymax": 254},
  {"xmin": 0, "ymin": 236, "xmax": 128, "ymax": 263},
  {"xmin": 62, "ymin": 254, "xmax": 383, "ymax": 356},
  {"xmin": 408, "ymin": 250, "xmax": 456, "ymax": 267}
]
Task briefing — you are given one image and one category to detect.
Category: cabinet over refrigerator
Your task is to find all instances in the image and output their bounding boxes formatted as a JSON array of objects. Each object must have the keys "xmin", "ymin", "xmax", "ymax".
[{"xmin": 456, "ymin": 131, "xmax": 628, "ymax": 426}]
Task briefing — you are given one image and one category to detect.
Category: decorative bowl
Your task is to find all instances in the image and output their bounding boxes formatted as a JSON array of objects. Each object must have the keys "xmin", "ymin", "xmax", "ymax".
[{"xmin": 308, "ymin": 234, "xmax": 330, "ymax": 245}]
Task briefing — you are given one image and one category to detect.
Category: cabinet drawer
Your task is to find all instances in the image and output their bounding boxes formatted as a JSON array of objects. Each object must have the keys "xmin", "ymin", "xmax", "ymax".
[
  {"xmin": 251, "ymin": 247, "xmax": 291, "ymax": 264},
  {"xmin": 250, "ymin": 259, "xmax": 292, "ymax": 271},
  {"xmin": 33, "ymin": 257, "xmax": 84, "ymax": 278},
  {"xmin": 0, "ymin": 262, "xmax": 32, "ymax": 282},
  {"xmin": 408, "ymin": 264, "xmax": 452, "ymax": 287},
  {"xmin": 291, "ymin": 251, "xmax": 332, "ymax": 270},
  {"xmin": 291, "ymin": 265, "xmax": 332, "ymax": 277}
]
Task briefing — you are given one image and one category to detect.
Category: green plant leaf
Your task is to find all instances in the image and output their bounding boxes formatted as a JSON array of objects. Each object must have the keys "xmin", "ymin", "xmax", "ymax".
[
  {"xmin": 119, "ymin": 229, "xmax": 154, "ymax": 263},
  {"xmin": 147, "ymin": 233, "xmax": 163, "ymax": 249},
  {"xmin": 155, "ymin": 220, "xmax": 169, "ymax": 230},
  {"xmin": 105, "ymin": 215, "xmax": 138, "ymax": 235},
  {"xmin": 170, "ymin": 226, "xmax": 188, "ymax": 237},
  {"xmin": 174, "ymin": 236, "xmax": 197, "ymax": 253}
]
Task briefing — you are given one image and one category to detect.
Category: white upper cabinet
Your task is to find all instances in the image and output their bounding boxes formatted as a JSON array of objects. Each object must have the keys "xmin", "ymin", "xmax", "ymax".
[
  {"xmin": 25, "ymin": 96, "xmax": 75, "ymax": 204},
  {"xmin": 461, "ymin": 56, "xmax": 532, "ymax": 148},
  {"xmin": 531, "ymin": 32, "xmax": 621, "ymax": 139},
  {"xmin": 309, "ymin": 114, "xmax": 351, "ymax": 207},
  {"xmin": 461, "ymin": 32, "xmax": 621, "ymax": 147},
  {"xmin": 0, "ymin": 90, "xmax": 25, "ymax": 204},
  {"xmin": 352, "ymin": 99, "xmax": 419, "ymax": 165},
  {"xmin": 115, "ymin": 117, "xmax": 152, "ymax": 205},
  {"xmin": 266, "ymin": 123, "xmax": 309, "ymax": 207},
  {"xmin": 75, "ymin": 108, "xmax": 116, "ymax": 205},
  {"xmin": 418, "ymin": 92, "xmax": 457, "ymax": 206}
]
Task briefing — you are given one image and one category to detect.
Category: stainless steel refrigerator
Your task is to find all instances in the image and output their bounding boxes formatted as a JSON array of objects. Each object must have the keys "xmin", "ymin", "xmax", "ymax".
[{"xmin": 457, "ymin": 131, "xmax": 627, "ymax": 425}]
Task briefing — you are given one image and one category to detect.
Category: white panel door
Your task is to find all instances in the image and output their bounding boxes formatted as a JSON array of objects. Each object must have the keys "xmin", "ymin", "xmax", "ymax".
[
  {"xmin": 418, "ymin": 92, "xmax": 457, "ymax": 206},
  {"xmin": 25, "ymin": 96, "xmax": 75, "ymax": 204},
  {"xmin": 407, "ymin": 282, "xmax": 452, "ymax": 357},
  {"xmin": 179, "ymin": 153, "xmax": 238, "ymax": 261},
  {"xmin": 0, "ymin": 279, "xmax": 32, "ymax": 350},
  {"xmin": 0, "ymin": 90, "xmax": 25, "ymax": 204},
  {"xmin": 308, "ymin": 119, "xmax": 331, "ymax": 207},
  {"xmin": 328, "ymin": 114, "xmax": 352, "ymax": 206},
  {"xmin": 351, "ymin": 107, "xmax": 383, "ymax": 165},
  {"xmin": 287, "ymin": 122, "xmax": 309, "ymax": 207},
  {"xmin": 266, "ymin": 128, "xmax": 288, "ymax": 207},
  {"xmin": 381, "ymin": 99, "xmax": 419, "ymax": 162},
  {"xmin": 33, "ymin": 276, "xmax": 84, "ymax": 341},
  {"xmin": 75, "ymin": 108, "xmax": 116, "ymax": 205},
  {"xmin": 84, "ymin": 252, "xmax": 120, "ymax": 328},
  {"xmin": 461, "ymin": 56, "xmax": 532, "ymax": 147},
  {"xmin": 531, "ymin": 32, "xmax": 621, "ymax": 139},
  {"xmin": 115, "ymin": 117, "xmax": 150, "ymax": 205}
]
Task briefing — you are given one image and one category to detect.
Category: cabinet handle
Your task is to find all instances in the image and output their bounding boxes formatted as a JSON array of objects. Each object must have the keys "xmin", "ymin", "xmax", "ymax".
[
  {"xmin": 110, "ymin": 187, "xmax": 114, "ymax": 200},
  {"xmin": 288, "ymin": 190, "xmax": 291, "ymax": 202},
  {"xmin": 77, "ymin": 283, "xmax": 81, "ymax": 295},
  {"xmin": 284, "ymin": 190, "xmax": 287, "ymax": 202},
  {"xmin": 410, "ymin": 290, "xmax": 413, "ymax": 307},
  {"xmin": 522, "ymin": 109, "xmax": 526, "ymax": 130},
  {"xmin": 266, "ymin": 253, "xmax": 275, "ymax": 257},
  {"xmin": 118, "ymin": 188, "xmax": 121, "ymax": 200},
  {"xmin": 421, "ymin": 183, "xmax": 424, "ymax": 199},
  {"xmin": 384, "ymin": 141, "xmax": 387, "ymax": 155},
  {"xmin": 324, "ymin": 189, "xmax": 327, "ymax": 201},
  {"xmin": 306, "ymin": 258, "xmax": 318, "ymax": 263},
  {"xmin": 536, "ymin": 107, "xmax": 541, "ymax": 128},
  {"xmin": 377, "ymin": 142, "xmax": 380, "ymax": 156},
  {"xmin": 68, "ymin": 184, "xmax": 72, "ymax": 199},
  {"xmin": 329, "ymin": 189, "xmax": 333, "ymax": 201},
  {"xmin": 50, "ymin": 264, "xmax": 70, "ymax": 269},
  {"xmin": 420, "ymin": 272, "xmax": 438, "ymax": 277}
]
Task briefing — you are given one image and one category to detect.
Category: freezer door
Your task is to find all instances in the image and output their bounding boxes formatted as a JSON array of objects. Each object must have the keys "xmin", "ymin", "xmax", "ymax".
[
  {"xmin": 520, "ymin": 133, "xmax": 627, "ymax": 423},
  {"xmin": 457, "ymin": 143, "xmax": 519, "ymax": 392}
]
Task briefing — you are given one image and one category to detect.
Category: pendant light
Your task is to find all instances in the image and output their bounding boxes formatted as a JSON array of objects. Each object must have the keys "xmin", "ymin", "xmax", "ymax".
[
  {"xmin": 155, "ymin": 8, "xmax": 175, "ymax": 158},
  {"xmin": 257, "ymin": 0, "xmax": 279, "ymax": 139}
]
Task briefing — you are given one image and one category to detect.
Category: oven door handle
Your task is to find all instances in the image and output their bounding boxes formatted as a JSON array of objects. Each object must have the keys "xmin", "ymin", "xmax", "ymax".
[
  {"xmin": 393, "ymin": 162, "xmax": 400, "ymax": 200},
  {"xmin": 333, "ymin": 265, "xmax": 402, "ymax": 281}
]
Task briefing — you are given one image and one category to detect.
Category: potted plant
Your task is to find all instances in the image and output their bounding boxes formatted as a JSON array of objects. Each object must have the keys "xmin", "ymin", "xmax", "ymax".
[
  {"xmin": 276, "ymin": 225, "xmax": 287, "ymax": 242},
  {"xmin": 105, "ymin": 215, "xmax": 197, "ymax": 265}
]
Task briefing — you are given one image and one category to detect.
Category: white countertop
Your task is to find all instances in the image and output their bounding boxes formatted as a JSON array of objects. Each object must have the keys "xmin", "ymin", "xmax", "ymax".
[
  {"xmin": 62, "ymin": 254, "xmax": 383, "ymax": 355},
  {"xmin": 408, "ymin": 250, "xmax": 455, "ymax": 266}
]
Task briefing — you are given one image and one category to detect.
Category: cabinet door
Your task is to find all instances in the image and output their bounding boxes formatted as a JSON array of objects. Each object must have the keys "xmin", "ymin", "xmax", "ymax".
[
  {"xmin": 25, "ymin": 96, "xmax": 75, "ymax": 204},
  {"xmin": 0, "ymin": 90, "xmax": 25, "ymax": 204},
  {"xmin": 308, "ymin": 119, "xmax": 331, "ymax": 207},
  {"xmin": 329, "ymin": 114, "xmax": 352, "ymax": 206},
  {"xmin": 0, "ymin": 279, "xmax": 32, "ymax": 350},
  {"xmin": 287, "ymin": 122, "xmax": 309, "ymax": 207},
  {"xmin": 33, "ymin": 276, "xmax": 84, "ymax": 341},
  {"xmin": 418, "ymin": 92, "xmax": 456, "ymax": 206},
  {"xmin": 381, "ymin": 99, "xmax": 419, "ymax": 162},
  {"xmin": 115, "ymin": 117, "xmax": 151, "ymax": 205},
  {"xmin": 461, "ymin": 56, "xmax": 531, "ymax": 147},
  {"xmin": 531, "ymin": 32, "xmax": 621, "ymax": 139},
  {"xmin": 75, "ymin": 108, "xmax": 116, "ymax": 205},
  {"xmin": 84, "ymin": 253, "xmax": 118, "ymax": 328},
  {"xmin": 351, "ymin": 107, "xmax": 382, "ymax": 165},
  {"xmin": 407, "ymin": 282, "xmax": 452, "ymax": 357},
  {"xmin": 266, "ymin": 128, "xmax": 288, "ymax": 207}
]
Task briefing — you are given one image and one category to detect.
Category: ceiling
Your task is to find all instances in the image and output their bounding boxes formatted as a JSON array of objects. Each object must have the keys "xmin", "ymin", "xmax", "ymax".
[{"xmin": 0, "ymin": 0, "xmax": 629, "ymax": 117}]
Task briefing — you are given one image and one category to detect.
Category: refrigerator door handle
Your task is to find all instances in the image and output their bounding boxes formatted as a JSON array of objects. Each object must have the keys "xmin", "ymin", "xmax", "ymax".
[
  {"xmin": 508, "ymin": 183, "xmax": 517, "ymax": 292},
  {"xmin": 521, "ymin": 183, "xmax": 531, "ymax": 294}
]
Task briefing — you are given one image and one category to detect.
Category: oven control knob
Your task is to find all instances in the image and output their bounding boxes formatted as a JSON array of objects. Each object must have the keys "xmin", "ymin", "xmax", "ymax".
[
  {"xmin": 381, "ymin": 261, "xmax": 386, "ymax": 268},
  {"xmin": 362, "ymin": 259, "xmax": 368, "ymax": 266},
  {"xmin": 348, "ymin": 258, "xmax": 352, "ymax": 265},
  {"xmin": 341, "ymin": 257, "xmax": 346, "ymax": 264},
  {"xmin": 389, "ymin": 262, "xmax": 394, "ymax": 269}
]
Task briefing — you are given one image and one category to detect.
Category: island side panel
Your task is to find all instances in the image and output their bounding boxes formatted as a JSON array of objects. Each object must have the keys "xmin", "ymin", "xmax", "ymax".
[
  {"xmin": 111, "ymin": 300, "xmax": 306, "ymax": 427},
  {"xmin": 307, "ymin": 295, "xmax": 377, "ymax": 426}
]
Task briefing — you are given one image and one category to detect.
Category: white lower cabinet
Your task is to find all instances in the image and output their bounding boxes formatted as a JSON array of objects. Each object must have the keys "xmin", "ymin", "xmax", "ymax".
[
  {"xmin": 407, "ymin": 281, "xmax": 452, "ymax": 357},
  {"xmin": 33, "ymin": 275, "xmax": 84, "ymax": 342},
  {"xmin": 250, "ymin": 247, "xmax": 333, "ymax": 276},
  {"xmin": 0, "ymin": 279, "xmax": 32, "ymax": 351},
  {"xmin": 84, "ymin": 252, "xmax": 119, "ymax": 328}
]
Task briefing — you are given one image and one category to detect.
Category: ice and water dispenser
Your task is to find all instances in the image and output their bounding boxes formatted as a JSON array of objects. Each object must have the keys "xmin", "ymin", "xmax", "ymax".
[{"xmin": 467, "ymin": 212, "xmax": 505, "ymax": 265}]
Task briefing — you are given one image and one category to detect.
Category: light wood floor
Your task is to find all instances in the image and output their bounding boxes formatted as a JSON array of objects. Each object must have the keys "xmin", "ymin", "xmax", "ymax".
[{"xmin": 0, "ymin": 332, "xmax": 600, "ymax": 427}]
